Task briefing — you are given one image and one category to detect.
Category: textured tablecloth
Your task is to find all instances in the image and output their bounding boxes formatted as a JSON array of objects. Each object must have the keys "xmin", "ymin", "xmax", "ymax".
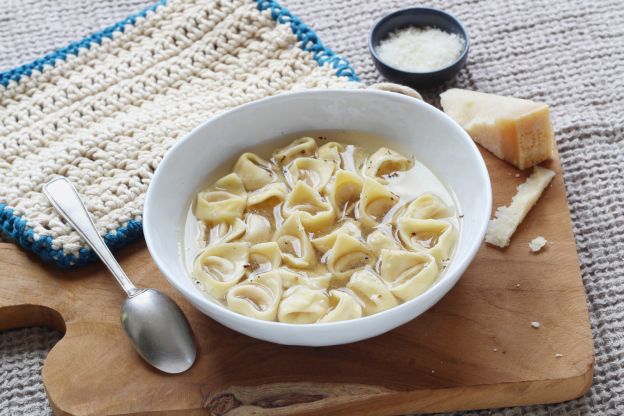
[{"xmin": 1, "ymin": 0, "xmax": 622, "ymax": 415}]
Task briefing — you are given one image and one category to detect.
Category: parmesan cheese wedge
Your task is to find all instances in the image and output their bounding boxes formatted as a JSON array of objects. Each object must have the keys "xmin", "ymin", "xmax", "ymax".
[
  {"xmin": 440, "ymin": 89, "xmax": 554, "ymax": 170},
  {"xmin": 485, "ymin": 166, "xmax": 555, "ymax": 248}
]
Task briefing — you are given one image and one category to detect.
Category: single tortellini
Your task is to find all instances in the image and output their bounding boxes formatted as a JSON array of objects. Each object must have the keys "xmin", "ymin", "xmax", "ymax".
[
  {"xmin": 402, "ymin": 193, "xmax": 453, "ymax": 220},
  {"xmin": 282, "ymin": 182, "xmax": 334, "ymax": 231},
  {"xmin": 247, "ymin": 182, "xmax": 289, "ymax": 207},
  {"xmin": 318, "ymin": 141, "xmax": 344, "ymax": 166},
  {"xmin": 380, "ymin": 249, "xmax": 438, "ymax": 301},
  {"xmin": 195, "ymin": 173, "xmax": 247, "ymax": 222},
  {"xmin": 357, "ymin": 178, "xmax": 399, "ymax": 228},
  {"xmin": 326, "ymin": 234, "xmax": 375, "ymax": 281},
  {"xmin": 234, "ymin": 153, "xmax": 276, "ymax": 191},
  {"xmin": 286, "ymin": 158, "xmax": 335, "ymax": 192},
  {"xmin": 193, "ymin": 242, "xmax": 250, "ymax": 298},
  {"xmin": 248, "ymin": 242, "xmax": 282, "ymax": 276},
  {"xmin": 273, "ymin": 137, "xmax": 317, "ymax": 166},
  {"xmin": 397, "ymin": 218, "xmax": 456, "ymax": 261},
  {"xmin": 273, "ymin": 215, "xmax": 316, "ymax": 268},
  {"xmin": 341, "ymin": 144, "xmax": 368, "ymax": 173},
  {"xmin": 327, "ymin": 169, "xmax": 363, "ymax": 217},
  {"xmin": 347, "ymin": 270, "xmax": 398, "ymax": 315},
  {"xmin": 366, "ymin": 229, "xmax": 401, "ymax": 256},
  {"xmin": 241, "ymin": 213, "xmax": 273, "ymax": 244},
  {"xmin": 311, "ymin": 220, "xmax": 361, "ymax": 253},
  {"xmin": 280, "ymin": 268, "xmax": 332, "ymax": 290},
  {"xmin": 319, "ymin": 290, "xmax": 363, "ymax": 323},
  {"xmin": 226, "ymin": 270, "xmax": 282, "ymax": 321},
  {"xmin": 198, "ymin": 218, "xmax": 246, "ymax": 248},
  {"xmin": 364, "ymin": 147, "xmax": 413, "ymax": 178},
  {"xmin": 278, "ymin": 285, "xmax": 329, "ymax": 324}
]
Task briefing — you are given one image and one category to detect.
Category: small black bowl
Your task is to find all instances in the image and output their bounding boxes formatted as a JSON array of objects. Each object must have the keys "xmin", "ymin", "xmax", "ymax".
[{"xmin": 368, "ymin": 7, "xmax": 470, "ymax": 89}]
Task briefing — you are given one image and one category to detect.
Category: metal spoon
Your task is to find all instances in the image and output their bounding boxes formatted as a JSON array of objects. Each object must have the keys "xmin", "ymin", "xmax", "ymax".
[{"xmin": 43, "ymin": 177, "xmax": 197, "ymax": 374}]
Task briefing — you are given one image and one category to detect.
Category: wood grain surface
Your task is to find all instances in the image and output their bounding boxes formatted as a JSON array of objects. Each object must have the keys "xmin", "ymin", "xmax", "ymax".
[{"xmin": 0, "ymin": 148, "xmax": 594, "ymax": 416}]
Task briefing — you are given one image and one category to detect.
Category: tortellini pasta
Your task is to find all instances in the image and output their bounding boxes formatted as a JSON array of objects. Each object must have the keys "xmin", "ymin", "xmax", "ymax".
[
  {"xmin": 357, "ymin": 178, "xmax": 399, "ymax": 228},
  {"xmin": 195, "ymin": 173, "xmax": 247, "ymax": 222},
  {"xmin": 286, "ymin": 158, "xmax": 335, "ymax": 192},
  {"xmin": 403, "ymin": 193, "xmax": 453, "ymax": 219},
  {"xmin": 193, "ymin": 242, "xmax": 250, "ymax": 298},
  {"xmin": 247, "ymin": 182, "xmax": 289, "ymax": 208},
  {"xmin": 282, "ymin": 182, "xmax": 334, "ymax": 230},
  {"xmin": 248, "ymin": 242, "xmax": 282, "ymax": 276},
  {"xmin": 273, "ymin": 137, "xmax": 317, "ymax": 166},
  {"xmin": 347, "ymin": 270, "xmax": 398, "ymax": 315},
  {"xmin": 188, "ymin": 136, "xmax": 458, "ymax": 324},
  {"xmin": 241, "ymin": 213, "xmax": 273, "ymax": 244},
  {"xmin": 280, "ymin": 268, "xmax": 332, "ymax": 290},
  {"xmin": 327, "ymin": 169, "xmax": 363, "ymax": 218},
  {"xmin": 318, "ymin": 141, "xmax": 344, "ymax": 165},
  {"xmin": 380, "ymin": 249, "xmax": 438, "ymax": 301},
  {"xmin": 319, "ymin": 290, "xmax": 363, "ymax": 322},
  {"xmin": 311, "ymin": 220, "xmax": 361, "ymax": 253},
  {"xmin": 234, "ymin": 153, "xmax": 275, "ymax": 191},
  {"xmin": 364, "ymin": 147, "xmax": 413, "ymax": 178},
  {"xmin": 273, "ymin": 215, "xmax": 316, "ymax": 268},
  {"xmin": 366, "ymin": 229, "xmax": 400, "ymax": 255},
  {"xmin": 199, "ymin": 218, "xmax": 246, "ymax": 247},
  {"xmin": 326, "ymin": 234, "xmax": 375, "ymax": 282},
  {"xmin": 397, "ymin": 218, "xmax": 457, "ymax": 261},
  {"xmin": 278, "ymin": 286, "xmax": 329, "ymax": 324},
  {"xmin": 226, "ymin": 270, "xmax": 282, "ymax": 321}
]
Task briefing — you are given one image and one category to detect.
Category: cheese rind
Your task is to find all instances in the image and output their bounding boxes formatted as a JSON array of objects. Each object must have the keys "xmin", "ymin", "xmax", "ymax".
[
  {"xmin": 485, "ymin": 166, "xmax": 555, "ymax": 248},
  {"xmin": 440, "ymin": 89, "xmax": 554, "ymax": 170}
]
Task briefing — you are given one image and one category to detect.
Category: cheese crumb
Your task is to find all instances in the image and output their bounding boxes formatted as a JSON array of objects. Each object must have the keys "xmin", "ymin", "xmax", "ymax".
[
  {"xmin": 376, "ymin": 26, "xmax": 464, "ymax": 72},
  {"xmin": 555, "ymin": 353, "xmax": 563, "ymax": 358},
  {"xmin": 529, "ymin": 236, "xmax": 547, "ymax": 252},
  {"xmin": 531, "ymin": 321, "xmax": 541, "ymax": 329},
  {"xmin": 485, "ymin": 166, "xmax": 556, "ymax": 248}
]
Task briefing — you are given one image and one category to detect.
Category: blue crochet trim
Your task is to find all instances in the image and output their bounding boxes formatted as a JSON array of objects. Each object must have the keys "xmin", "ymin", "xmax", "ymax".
[
  {"xmin": 255, "ymin": 0, "xmax": 358, "ymax": 81},
  {"xmin": 0, "ymin": 0, "xmax": 358, "ymax": 267},
  {"xmin": 1, "ymin": 203, "xmax": 143, "ymax": 268},
  {"xmin": 0, "ymin": 0, "xmax": 167, "ymax": 87}
]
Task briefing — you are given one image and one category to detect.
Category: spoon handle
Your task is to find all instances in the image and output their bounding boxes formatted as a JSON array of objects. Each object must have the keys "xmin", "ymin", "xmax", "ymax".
[{"xmin": 43, "ymin": 177, "xmax": 138, "ymax": 296}]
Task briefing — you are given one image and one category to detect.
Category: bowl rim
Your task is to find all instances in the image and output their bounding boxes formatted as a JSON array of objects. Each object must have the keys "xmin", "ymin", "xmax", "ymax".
[
  {"xmin": 143, "ymin": 88, "xmax": 491, "ymax": 333},
  {"xmin": 368, "ymin": 6, "xmax": 470, "ymax": 76}
]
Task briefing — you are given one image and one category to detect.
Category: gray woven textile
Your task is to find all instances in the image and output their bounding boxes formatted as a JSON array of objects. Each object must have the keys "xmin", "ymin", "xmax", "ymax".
[{"xmin": 0, "ymin": 0, "xmax": 621, "ymax": 415}]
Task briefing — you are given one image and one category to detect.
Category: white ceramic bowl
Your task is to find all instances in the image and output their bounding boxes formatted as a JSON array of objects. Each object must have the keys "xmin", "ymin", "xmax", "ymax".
[{"xmin": 144, "ymin": 89, "xmax": 491, "ymax": 346}]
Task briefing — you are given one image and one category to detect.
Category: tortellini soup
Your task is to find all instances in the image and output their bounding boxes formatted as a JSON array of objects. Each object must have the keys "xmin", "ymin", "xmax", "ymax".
[{"xmin": 183, "ymin": 133, "xmax": 460, "ymax": 324}]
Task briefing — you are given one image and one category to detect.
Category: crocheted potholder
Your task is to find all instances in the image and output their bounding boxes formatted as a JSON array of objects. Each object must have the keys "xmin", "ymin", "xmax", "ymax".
[{"xmin": 0, "ymin": 0, "xmax": 359, "ymax": 267}]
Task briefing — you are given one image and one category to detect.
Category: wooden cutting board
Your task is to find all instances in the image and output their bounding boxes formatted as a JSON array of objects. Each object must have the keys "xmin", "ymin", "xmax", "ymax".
[{"xmin": 0, "ymin": 147, "xmax": 594, "ymax": 416}]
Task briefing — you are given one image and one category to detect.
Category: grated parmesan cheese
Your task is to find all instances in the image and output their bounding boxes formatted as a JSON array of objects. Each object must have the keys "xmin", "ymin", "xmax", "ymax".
[{"xmin": 376, "ymin": 26, "xmax": 464, "ymax": 72}]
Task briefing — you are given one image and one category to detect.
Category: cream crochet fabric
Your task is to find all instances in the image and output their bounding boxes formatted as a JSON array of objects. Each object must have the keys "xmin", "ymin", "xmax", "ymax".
[{"xmin": 0, "ymin": 0, "xmax": 357, "ymax": 267}]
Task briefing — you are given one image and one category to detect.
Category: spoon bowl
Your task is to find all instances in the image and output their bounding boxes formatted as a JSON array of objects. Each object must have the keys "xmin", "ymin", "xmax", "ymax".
[{"xmin": 121, "ymin": 289, "xmax": 197, "ymax": 373}]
